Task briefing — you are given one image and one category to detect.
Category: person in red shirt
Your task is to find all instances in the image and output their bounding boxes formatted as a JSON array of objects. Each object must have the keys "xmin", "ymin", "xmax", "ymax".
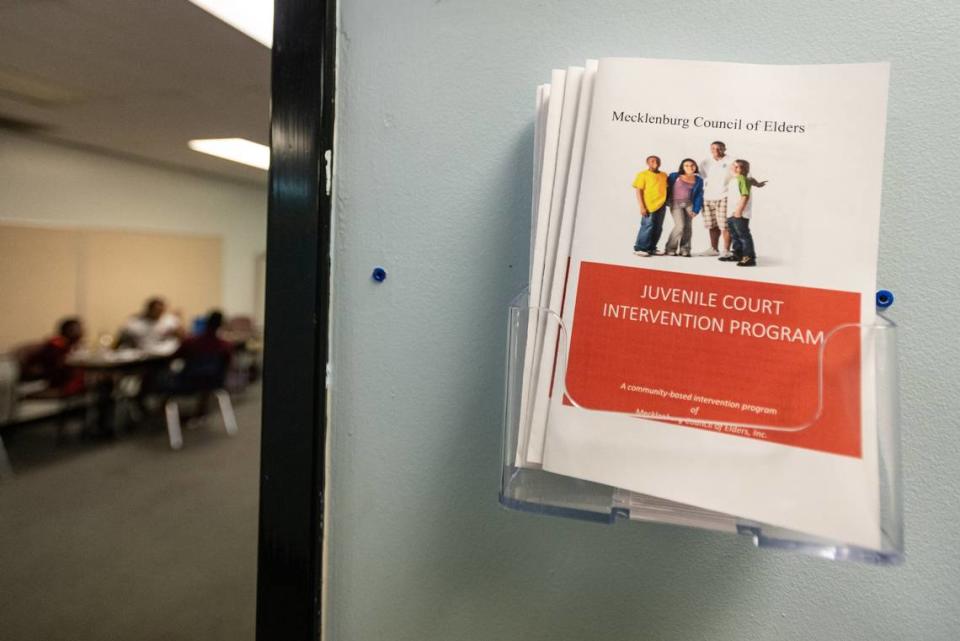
[
  {"xmin": 156, "ymin": 310, "xmax": 234, "ymax": 397},
  {"xmin": 24, "ymin": 318, "xmax": 86, "ymax": 397},
  {"xmin": 175, "ymin": 311, "xmax": 232, "ymax": 367}
]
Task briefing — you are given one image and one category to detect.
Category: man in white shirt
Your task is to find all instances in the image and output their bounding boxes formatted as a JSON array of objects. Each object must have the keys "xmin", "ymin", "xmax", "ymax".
[
  {"xmin": 698, "ymin": 141, "xmax": 733, "ymax": 257},
  {"xmin": 118, "ymin": 297, "xmax": 184, "ymax": 353}
]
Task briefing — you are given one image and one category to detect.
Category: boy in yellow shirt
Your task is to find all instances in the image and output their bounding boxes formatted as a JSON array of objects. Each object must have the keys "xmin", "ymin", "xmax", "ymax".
[{"xmin": 632, "ymin": 155, "xmax": 668, "ymax": 256}]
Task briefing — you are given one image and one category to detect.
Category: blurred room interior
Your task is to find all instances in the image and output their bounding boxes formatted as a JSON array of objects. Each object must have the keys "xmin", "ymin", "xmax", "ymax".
[{"xmin": 0, "ymin": 2, "xmax": 270, "ymax": 639}]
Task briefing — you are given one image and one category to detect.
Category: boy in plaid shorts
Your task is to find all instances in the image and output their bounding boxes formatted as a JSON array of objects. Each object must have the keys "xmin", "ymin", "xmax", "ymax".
[{"xmin": 698, "ymin": 141, "xmax": 732, "ymax": 257}]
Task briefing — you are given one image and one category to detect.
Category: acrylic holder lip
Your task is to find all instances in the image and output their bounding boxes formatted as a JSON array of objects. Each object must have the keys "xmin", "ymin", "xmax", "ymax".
[{"xmin": 500, "ymin": 290, "xmax": 903, "ymax": 565}]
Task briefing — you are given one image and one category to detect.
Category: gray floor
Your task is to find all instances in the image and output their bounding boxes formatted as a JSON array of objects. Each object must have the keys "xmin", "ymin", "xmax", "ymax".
[{"xmin": 0, "ymin": 387, "xmax": 261, "ymax": 641}]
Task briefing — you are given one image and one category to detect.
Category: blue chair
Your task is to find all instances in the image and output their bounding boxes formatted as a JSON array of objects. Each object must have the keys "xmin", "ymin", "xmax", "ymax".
[{"xmin": 163, "ymin": 352, "xmax": 237, "ymax": 450}]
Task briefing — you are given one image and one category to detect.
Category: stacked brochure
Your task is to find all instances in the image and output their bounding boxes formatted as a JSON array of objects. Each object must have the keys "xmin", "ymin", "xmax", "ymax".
[{"xmin": 517, "ymin": 58, "xmax": 890, "ymax": 550}]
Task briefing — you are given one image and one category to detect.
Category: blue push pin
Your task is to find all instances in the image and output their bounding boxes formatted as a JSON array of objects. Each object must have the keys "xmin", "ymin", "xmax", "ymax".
[
  {"xmin": 876, "ymin": 289, "xmax": 894, "ymax": 309},
  {"xmin": 371, "ymin": 266, "xmax": 387, "ymax": 283}
]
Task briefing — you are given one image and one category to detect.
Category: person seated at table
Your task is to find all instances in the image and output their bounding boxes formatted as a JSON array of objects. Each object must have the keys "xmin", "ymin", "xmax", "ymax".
[
  {"xmin": 21, "ymin": 317, "xmax": 87, "ymax": 397},
  {"xmin": 117, "ymin": 297, "xmax": 184, "ymax": 353},
  {"xmin": 175, "ymin": 310, "xmax": 233, "ymax": 368},
  {"xmin": 149, "ymin": 311, "xmax": 233, "ymax": 415}
]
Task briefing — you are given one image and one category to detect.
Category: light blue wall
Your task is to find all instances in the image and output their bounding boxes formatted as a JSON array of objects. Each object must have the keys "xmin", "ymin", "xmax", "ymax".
[{"xmin": 329, "ymin": 2, "xmax": 960, "ymax": 639}]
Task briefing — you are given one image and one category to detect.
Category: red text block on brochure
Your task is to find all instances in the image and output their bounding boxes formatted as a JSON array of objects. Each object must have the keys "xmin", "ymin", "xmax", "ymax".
[{"xmin": 563, "ymin": 262, "xmax": 862, "ymax": 458}]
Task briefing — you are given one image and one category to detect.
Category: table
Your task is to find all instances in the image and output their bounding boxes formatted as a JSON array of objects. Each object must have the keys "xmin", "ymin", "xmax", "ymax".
[
  {"xmin": 67, "ymin": 349, "xmax": 175, "ymax": 434},
  {"xmin": 67, "ymin": 348, "xmax": 174, "ymax": 370}
]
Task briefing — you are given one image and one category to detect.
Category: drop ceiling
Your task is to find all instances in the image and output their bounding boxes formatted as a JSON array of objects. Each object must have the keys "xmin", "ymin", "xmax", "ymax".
[{"xmin": 0, "ymin": 0, "xmax": 270, "ymax": 185}]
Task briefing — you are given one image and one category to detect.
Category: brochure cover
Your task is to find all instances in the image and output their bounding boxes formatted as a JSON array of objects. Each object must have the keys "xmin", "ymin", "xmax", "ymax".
[{"xmin": 539, "ymin": 58, "xmax": 889, "ymax": 548}]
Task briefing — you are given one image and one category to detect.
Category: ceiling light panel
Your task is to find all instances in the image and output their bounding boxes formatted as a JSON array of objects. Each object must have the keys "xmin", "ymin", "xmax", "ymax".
[{"xmin": 188, "ymin": 138, "xmax": 270, "ymax": 170}]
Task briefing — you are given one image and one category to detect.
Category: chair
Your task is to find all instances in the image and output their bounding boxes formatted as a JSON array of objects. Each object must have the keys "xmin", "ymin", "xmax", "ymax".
[
  {"xmin": 163, "ymin": 352, "xmax": 237, "ymax": 450},
  {"xmin": 1, "ymin": 349, "xmax": 93, "ymax": 463},
  {"xmin": 0, "ymin": 355, "xmax": 17, "ymax": 478},
  {"xmin": 12, "ymin": 342, "xmax": 47, "ymax": 394},
  {"xmin": 223, "ymin": 315, "xmax": 255, "ymax": 338},
  {"xmin": 222, "ymin": 316, "xmax": 260, "ymax": 392}
]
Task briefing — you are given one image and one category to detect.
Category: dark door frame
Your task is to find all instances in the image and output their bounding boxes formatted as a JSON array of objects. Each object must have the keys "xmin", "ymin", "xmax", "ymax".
[{"xmin": 256, "ymin": 0, "xmax": 336, "ymax": 639}]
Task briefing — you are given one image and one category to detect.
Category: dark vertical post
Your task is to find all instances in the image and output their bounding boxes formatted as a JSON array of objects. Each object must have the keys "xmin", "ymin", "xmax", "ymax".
[{"xmin": 256, "ymin": 0, "xmax": 335, "ymax": 638}]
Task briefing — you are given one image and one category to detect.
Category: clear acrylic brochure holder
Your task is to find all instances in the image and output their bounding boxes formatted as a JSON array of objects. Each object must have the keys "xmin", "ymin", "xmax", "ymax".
[{"xmin": 500, "ymin": 291, "xmax": 902, "ymax": 564}]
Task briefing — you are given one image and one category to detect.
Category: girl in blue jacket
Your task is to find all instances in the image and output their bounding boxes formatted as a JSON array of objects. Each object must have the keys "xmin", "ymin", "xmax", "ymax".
[{"xmin": 664, "ymin": 158, "xmax": 704, "ymax": 256}]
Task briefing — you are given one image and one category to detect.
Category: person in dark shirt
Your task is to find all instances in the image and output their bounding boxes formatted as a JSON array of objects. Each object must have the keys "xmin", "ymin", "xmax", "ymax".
[
  {"xmin": 26, "ymin": 318, "xmax": 86, "ymax": 396},
  {"xmin": 175, "ymin": 311, "xmax": 232, "ymax": 367},
  {"xmin": 150, "ymin": 310, "xmax": 233, "ymax": 422},
  {"xmin": 154, "ymin": 310, "xmax": 233, "ymax": 396}
]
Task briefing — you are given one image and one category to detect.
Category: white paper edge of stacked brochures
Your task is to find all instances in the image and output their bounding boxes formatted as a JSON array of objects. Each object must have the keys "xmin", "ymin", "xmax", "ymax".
[
  {"xmin": 516, "ymin": 68, "xmax": 565, "ymax": 467},
  {"xmin": 521, "ymin": 65, "xmax": 583, "ymax": 466},
  {"xmin": 525, "ymin": 60, "xmax": 598, "ymax": 465}
]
